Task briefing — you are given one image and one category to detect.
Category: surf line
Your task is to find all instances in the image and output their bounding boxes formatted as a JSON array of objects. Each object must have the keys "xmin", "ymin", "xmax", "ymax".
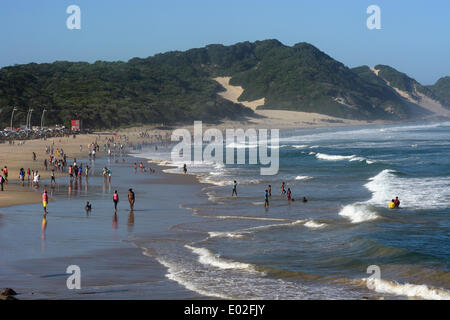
[{"xmin": 171, "ymin": 121, "xmax": 279, "ymax": 175}]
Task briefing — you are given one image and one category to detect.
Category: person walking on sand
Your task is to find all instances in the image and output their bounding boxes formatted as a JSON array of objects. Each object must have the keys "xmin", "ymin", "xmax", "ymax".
[
  {"xmin": 0, "ymin": 173, "xmax": 4, "ymax": 191},
  {"xmin": 264, "ymin": 189, "xmax": 269, "ymax": 208},
  {"xmin": 3, "ymin": 166, "xmax": 8, "ymax": 184},
  {"xmin": 19, "ymin": 168, "xmax": 25, "ymax": 183},
  {"xmin": 113, "ymin": 190, "xmax": 119, "ymax": 212},
  {"xmin": 232, "ymin": 180, "xmax": 238, "ymax": 197},
  {"xmin": 128, "ymin": 188, "xmax": 135, "ymax": 210},
  {"xmin": 42, "ymin": 190, "xmax": 49, "ymax": 214}
]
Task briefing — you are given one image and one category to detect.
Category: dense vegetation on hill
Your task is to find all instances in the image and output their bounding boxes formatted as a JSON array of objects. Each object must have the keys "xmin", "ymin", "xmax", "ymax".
[
  {"xmin": 226, "ymin": 42, "xmax": 413, "ymax": 119},
  {"xmin": 0, "ymin": 59, "xmax": 254, "ymax": 129},
  {"xmin": 0, "ymin": 40, "xmax": 448, "ymax": 129},
  {"xmin": 427, "ymin": 77, "xmax": 450, "ymax": 107},
  {"xmin": 373, "ymin": 64, "xmax": 445, "ymax": 105}
]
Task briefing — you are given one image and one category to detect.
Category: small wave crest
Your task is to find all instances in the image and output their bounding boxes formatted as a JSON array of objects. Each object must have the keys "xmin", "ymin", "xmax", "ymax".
[
  {"xmin": 363, "ymin": 278, "xmax": 450, "ymax": 300},
  {"xmin": 295, "ymin": 175, "xmax": 312, "ymax": 181},
  {"xmin": 185, "ymin": 245, "xmax": 257, "ymax": 272},
  {"xmin": 365, "ymin": 169, "xmax": 450, "ymax": 209},
  {"xmin": 339, "ymin": 204, "xmax": 379, "ymax": 223},
  {"xmin": 315, "ymin": 153, "xmax": 374, "ymax": 164},
  {"xmin": 304, "ymin": 220, "xmax": 327, "ymax": 229}
]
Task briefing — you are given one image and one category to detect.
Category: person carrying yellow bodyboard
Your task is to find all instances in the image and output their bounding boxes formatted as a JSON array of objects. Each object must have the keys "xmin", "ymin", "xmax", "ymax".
[{"xmin": 388, "ymin": 199, "xmax": 396, "ymax": 209}]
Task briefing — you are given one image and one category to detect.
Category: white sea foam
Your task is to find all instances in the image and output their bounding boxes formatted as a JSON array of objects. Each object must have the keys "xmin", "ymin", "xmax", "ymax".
[
  {"xmin": 304, "ymin": 220, "xmax": 327, "ymax": 229},
  {"xmin": 340, "ymin": 168, "xmax": 450, "ymax": 223},
  {"xmin": 316, "ymin": 153, "xmax": 355, "ymax": 161},
  {"xmin": 280, "ymin": 122, "xmax": 450, "ymax": 144},
  {"xmin": 295, "ymin": 175, "xmax": 312, "ymax": 181},
  {"xmin": 315, "ymin": 153, "xmax": 373, "ymax": 164},
  {"xmin": 292, "ymin": 144, "xmax": 309, "ymax": 149},
  {"xmin": 153, "ymin": 252, "xmax": 354, "ymax": 300},
  {"xmin": 365, "ymin": 169, "xmax": 450, "ymax": 209},
  {"xmin": 363, "ymin": 278, "xmax": 450, "ymax": 300},
  {"xmin": 208, "ymin": 219, "xmax": 318, "ymax": 239},
  {"xmin": 208, "ymin": 232, "xmax": 246, "ymax": 239},
  {"xmin": 339, "ymin": 204, "xmax": 379, "ymax": 223},
  {"xmin": 185, "ymin": 245, "xmax": 257, "ymax": 272},
  {"xmin": 153, "ymin": 256, "xmax": 233, "ymax": 299}
]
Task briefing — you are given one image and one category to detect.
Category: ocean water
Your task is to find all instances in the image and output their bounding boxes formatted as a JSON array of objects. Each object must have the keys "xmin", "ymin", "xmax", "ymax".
[{"xmin": 136, "ymin": 121, "xmax": 450, "ymax": 300}]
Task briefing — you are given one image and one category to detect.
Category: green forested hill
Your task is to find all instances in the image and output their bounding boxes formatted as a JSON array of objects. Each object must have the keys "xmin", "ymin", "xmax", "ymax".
[
  {"xmin": 427, "ymin": 77, "xmax": 450, "ymax": 107},
  {"xmin": 373, "ymin": 64, "xmax": 444, "ymax": 104},
  {"xmin": 0, "ymin": 40, "xmax": 447, "ymax": 129}
]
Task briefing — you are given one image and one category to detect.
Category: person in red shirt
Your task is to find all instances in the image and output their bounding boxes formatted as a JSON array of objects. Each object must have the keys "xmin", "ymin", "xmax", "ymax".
[
  {"xmin": 3, "ymin": 166, "xmax": 8, "ymax": 184},
  {"xmin": 113, "ymin": 190, "xmax": 119, "ymax": 212},
  {"xmin": 394, "ymin": 196, "xmax": 400, "ymax": 208}
]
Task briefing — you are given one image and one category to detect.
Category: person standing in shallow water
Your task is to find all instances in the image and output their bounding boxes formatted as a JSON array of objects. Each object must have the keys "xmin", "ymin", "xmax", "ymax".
[
  {"xmin": 183, "ymin": 164, "xmax": 187, "ymax": 174},
  {"xmin": 264, "ymin": 189, "xmax": 269, "ymax": 208},
  {"xmin": 128, "ymin": 188, "xmax": 135, "ymax": 210},
  {"xmin": 113, "ymin": 190, "xmax": 119, "ymax": 212},
  {"xmin": 232, "ymin": 181, "xmax": 237, "ymax": 197},
  {"xmin": 280, "ymin": 182, "xmax": 286, "ymax": 196},
  {"xmin": 42, "ymin": 190, "xmax": 49, "ymax": 214}
]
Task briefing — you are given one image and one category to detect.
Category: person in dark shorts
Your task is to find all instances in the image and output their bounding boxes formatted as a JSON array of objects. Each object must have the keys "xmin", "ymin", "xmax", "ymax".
[
  {"xmin": 232, "ymin": 181, "xmax": 237, "ymax": 196},
  {"xmin": 51, "ymin": 169, "xmax": 56, "ymax": 185},
  {"xmin": 113, "ymin": 190, "xmax": 119, "ymax": 212}
]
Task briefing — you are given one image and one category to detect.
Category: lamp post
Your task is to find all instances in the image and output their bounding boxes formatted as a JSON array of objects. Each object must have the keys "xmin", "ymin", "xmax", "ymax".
[
  {"xmin": 41, "ymin": 108, "xmax": 47, "ymax": 129},
  {"xmin": 26, "ymin": 108, "xmax": 34, "ymax": 130},
  {"xmin": 10, "ymin": 107, "xmax": 17, "ymax": 130}
]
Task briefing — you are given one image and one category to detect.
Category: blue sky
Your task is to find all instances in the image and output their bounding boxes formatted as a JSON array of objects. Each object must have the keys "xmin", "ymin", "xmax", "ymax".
[{"xmin": 0, "ymin": 0, "xmax": 449, "ymax": 84}]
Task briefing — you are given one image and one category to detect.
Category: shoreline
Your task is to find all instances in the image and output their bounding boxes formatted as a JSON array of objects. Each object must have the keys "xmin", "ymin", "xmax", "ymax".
[
  {"xmin": 0, "ymin": 152, "xmax": 209, "ymax": 299},
  {"xmin": 1, "ymin": 117, "xmax": 447, "ymax": 209}
]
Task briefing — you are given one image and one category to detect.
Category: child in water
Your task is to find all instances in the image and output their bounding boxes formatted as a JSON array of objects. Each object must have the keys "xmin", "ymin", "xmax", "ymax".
[{"xmin": 264, "ymin": 190, "xmax": 269, "ymax": 208}]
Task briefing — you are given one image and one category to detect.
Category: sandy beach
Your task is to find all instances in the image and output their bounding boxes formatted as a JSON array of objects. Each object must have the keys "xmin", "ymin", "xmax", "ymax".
[
  {"xmin": 0, "ymin": 150, "xmax": 208, "ymax": 299},
  {"xmin": 0, "ymin": 134, "xmax": 106, "ymax": 208}
]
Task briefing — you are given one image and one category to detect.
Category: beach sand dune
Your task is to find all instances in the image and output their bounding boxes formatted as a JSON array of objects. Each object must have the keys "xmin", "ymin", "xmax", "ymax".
[{"xmin": 213, "ymin": 76, "xmax": 375, "ymax": 129}]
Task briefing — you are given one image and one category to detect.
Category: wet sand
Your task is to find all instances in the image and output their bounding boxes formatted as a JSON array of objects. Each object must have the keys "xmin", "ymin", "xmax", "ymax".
[{"xmin": 0, "ymin": 150, "xmax": 209, "ymax": 299}]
